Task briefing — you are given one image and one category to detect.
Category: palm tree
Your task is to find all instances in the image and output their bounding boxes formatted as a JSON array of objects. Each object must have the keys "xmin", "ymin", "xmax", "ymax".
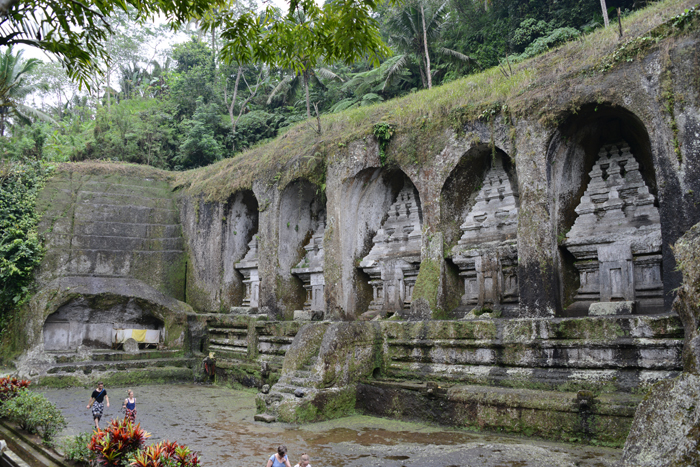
[
  {"xmin": 384, "ymin": 0, "xmax": 473, "ymax": 89},
  {"xmin": 0, "ymin": 47, "xmax": 53, "ymax": 136},
  {"xmin": 267, "ymin": 66, "xmax": 343, "ymax": 119}
]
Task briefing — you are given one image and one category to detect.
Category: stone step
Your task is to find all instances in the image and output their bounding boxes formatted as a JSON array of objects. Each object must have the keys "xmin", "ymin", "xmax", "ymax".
[
  {"xmin": 383, "ymin": 314, "xmax": 683, "ymax": 342},
  {"xmin": 356, "ymin": 381, "xmax": 642, "ymax": 447},
  {"xmin": 48, "ymin": 249, "xmax": 184, "ymax": 277},
  {"xmin": 74, "ymin": 222, "xmax": 182, "ymax": 239},
  {"xmin": 77, "ymin": 191, "xmax": 176, "ymax": 210},
  {"xmin": 37, "ymin": 366, "xmax": 194, "ymax": 387},
  {"xmin": 74, "ymin": 203, "xmax": 179, "ymax": 225},
  {"xmin": 71, "ymin": 235, "xmax": 184, "ymax": 251},
  {"xmin": 388, "ymin": 337, "xmax": 682, "ymax": 370},
  {"xmin": 286, "ymin": 376, "xmax": 320, "ymax": 387},
  {"xmin": 47, "ymin": 350, "xmax": 183, "ymax": 364},
  {"xmin": 45, "ymin": 357, "xmax": 196, "ymax": 375},
  {"xmin": 384, "ymin": 363, "xmax": 678, "ymax": 393},
  {"xmin": 80, "ymin": 179, "xmax": 174, "ymax": 194}
]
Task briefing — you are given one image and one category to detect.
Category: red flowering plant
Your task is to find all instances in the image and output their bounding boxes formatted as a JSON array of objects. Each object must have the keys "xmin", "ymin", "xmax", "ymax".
[
  {"xmin": 130, "ymin": 441, "xmax": 201, "ymax": 467},
  {"xmin": 0, "ymin": 376, "xmax": 30, "ymax": 403},
  {"xmin": 88, "ymin": 418, "xmax": 150, "ymax": 466}
]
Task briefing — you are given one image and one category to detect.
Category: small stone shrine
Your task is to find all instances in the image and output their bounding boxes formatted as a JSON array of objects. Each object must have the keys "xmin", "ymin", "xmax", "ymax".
[
  {"xmin": 451, "ymin": 154, "xmax": 519, "ymax": 314},
  {"xmin": 563, "ymin": 142, "xmax": 663, "ymax": 315},
  {"xmin": 234, "ymin": 236, "xmax": 260, "ymax": 308},
  {"xmin": 359, "ymin": 182, "xmax": 422, "ymax": 318},
  {"xmin": 290, "ymin": 215, "xmax": 326, "ymax": 320}
]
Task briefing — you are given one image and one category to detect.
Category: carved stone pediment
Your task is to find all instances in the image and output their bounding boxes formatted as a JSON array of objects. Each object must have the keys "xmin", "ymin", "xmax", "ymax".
[
  {"xmin": 234, "ymin": 236, "xmax": 260, "ymax": 308},
  {"xmin": 451, "ymin": 154, "xmax": 519, "ymax": 313},
  {"xmin": 359, "ymin": 183, "xmax": 422, "ymax": 316},
  {"xmin": 563, "ymin": 142, "xmax": 663, "ymax": 314},
  {"xmin": 291, "ymin": 215, "xmax": 326, "ymax": 316}
]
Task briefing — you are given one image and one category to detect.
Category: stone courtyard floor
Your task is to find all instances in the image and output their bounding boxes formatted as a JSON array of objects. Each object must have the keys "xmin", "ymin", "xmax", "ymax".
[{"xmin": 41, "ymin": 384, "xmax": 621, "ymax": 467}]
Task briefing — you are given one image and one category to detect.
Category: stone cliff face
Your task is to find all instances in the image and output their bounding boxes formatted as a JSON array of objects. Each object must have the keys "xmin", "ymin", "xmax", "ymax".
[{"xmin": 13, "ymin": 3, "xmax": 700, "ymax": 451}]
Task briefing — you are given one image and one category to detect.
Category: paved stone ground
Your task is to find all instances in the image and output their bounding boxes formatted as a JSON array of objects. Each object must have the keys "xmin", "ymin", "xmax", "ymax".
[{"xmin": 41, "ymin": 384, "xmax": 621, "ymax": 467}]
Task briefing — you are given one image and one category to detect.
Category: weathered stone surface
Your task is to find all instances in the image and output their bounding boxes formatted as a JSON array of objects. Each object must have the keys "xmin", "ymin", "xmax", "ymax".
[
  {"xmin": 254, "ymin": 413, "xmax": 276, "ymax": 423},
  {"xmin": 235, "ymin": 236, "xmax": 260, "ymax": 308},
  {"xmin": 359, "ymin": 181, "xmax": 422, "ymax": 316},
  {"xmin": 451, "ymin": 153, "xmax": 519, "ymax": 314},
  {"xmin": 589, "ymin": 301, "xmax": 635, "ymax": 316},
  {"xmin": 290, "ymin": 214, "xmax": 326, "ymax": 317},
  {"xmin": 563, "ymin": 142, "xmax": 663, "ymax": 315},
  {"xmin": 620, "ymin": 373, "xmax": 700, "ymax": 467},
  {"xmin": 674, "ymin": 221, "xmax": 700, "ymax": 373},
  {"xmin": 123, "ymin": 338, "xmax": 139, "ymax": 353}
]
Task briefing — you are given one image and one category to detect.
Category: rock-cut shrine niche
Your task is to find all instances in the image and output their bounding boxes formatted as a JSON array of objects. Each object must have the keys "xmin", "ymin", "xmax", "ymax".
[
  {"xmin": 43, "ymin": 296, "xmax": 163, "ymax": 351},
  {"xmin": 450, "ymin": 153, "xmax": 519, "ymax": 314},
  {"xmin": 358, "ymin": 180, "xmax": 422, "ymax": 319},
  {"xmin": 235, "ymin": 236, "xmax": 260, "ymax": 308},
  {"xmin": 562, "ymin": 142, "xmax": 663, "ymax": 315},
  {"xmin": 290, "ymin": 213, "xmax": 326, "ymax": 320}
]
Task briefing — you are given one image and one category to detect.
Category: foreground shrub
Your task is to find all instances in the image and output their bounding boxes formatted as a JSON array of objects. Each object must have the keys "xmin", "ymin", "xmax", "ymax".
[
  {"xmin": 0, "ymin": 388, "xmax": 66, "ymax": 444},
  {"xmin": 0, "ymin": 376, "xmax": 30, "ymax": 402},
  {"xmin": 130, "ymin": 440, "xmax": 201, "ymax": 467},
  {"xmin": 88, "ymin": 418, "xmax": 150, "ymax": 466},
  {"xmin": 62, "ymin": 431, "xmax": 94, "ymax": 464}
]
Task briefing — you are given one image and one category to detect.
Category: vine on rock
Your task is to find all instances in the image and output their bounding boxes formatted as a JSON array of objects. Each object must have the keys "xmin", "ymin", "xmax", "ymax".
[
  {"xmin": 0, "ymin": 159, "xmax": 53, "ymax": 337},
  {"xmin": 373, "ymin": 122, "xmax": 395, "ymax": 166}
]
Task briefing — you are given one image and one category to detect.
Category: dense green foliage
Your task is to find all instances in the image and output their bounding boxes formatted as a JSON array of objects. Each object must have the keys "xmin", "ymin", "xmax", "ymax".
[
  {"xmin": 0, "ymin": 388, "xmax": 67, "ymax": 444},
  {"xmin": 0, "ymin": 0, "xmax": 648, "ymax": 173},
  {"xmin": 62, "ymin": 432, "xmax": 95, "ymax": 464},
  {"xmin": 0, "ymin": 159, "xmax": 53, "ymax": 335}
]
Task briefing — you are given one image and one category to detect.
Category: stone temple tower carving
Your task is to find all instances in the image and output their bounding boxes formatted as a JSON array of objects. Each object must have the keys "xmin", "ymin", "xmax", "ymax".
[
  {"xmin": 234, "ymin": 236, "xmax": 260, "ymax": 308},
  {"xmin": 291, "ymin": 215, "xmax": 326, "ymax": 319},
  {"xmin": 563, "ymin": 142, "xmax": 663, "ymax": 315},
  {"xmin": 451, "ymin": 154, "xmax": 519, "ymax": 313},
  {"xmin": 359, "ymin": 182, "xmax": 422, "ymax": 317}
]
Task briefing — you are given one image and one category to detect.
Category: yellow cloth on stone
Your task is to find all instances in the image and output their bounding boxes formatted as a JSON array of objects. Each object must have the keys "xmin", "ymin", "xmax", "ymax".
[{"xmin": 131, "ymin": 329, "xmax": 147, "ymax": 342}]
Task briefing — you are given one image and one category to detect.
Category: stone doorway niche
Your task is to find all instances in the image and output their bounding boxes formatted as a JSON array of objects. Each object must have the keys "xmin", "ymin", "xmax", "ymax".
[
  {"xmin": 356, "ymin": 172, "xmax": 423, "ymax": 319},
  {"xmin": 548, "ymin": 104, "xmax": 663, "ymax": 317},
  {"xmin": 278, "ymin": 179, "xmax": 326, "ymax": 319},
  {"xmin": 227, "ymin": 190, "xmax": 259, "ymax": 308},
  {"xmin": 441, "ymin": 144, "xmax": 519, "ymax": 317},
  {"xmin": 43, "ymin": 295, "xmax": 164, "ymax": 351},
  {"xmin": 338, "ymin": 168, "xmax": 415, "ymax": 319}
]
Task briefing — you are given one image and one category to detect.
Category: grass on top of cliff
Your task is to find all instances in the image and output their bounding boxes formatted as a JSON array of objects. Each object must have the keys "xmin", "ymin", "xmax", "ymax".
[
  {"xmin": 172, "ymin": 0, "xmax": 699, "ymax": 202},
  {"xmin": 54, "ymin": 160, "xmax": 175, "ymax": 181}
]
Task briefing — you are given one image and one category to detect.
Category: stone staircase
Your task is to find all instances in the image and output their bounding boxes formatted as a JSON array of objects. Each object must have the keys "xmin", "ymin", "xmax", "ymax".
[
  {"xmin": 34, "ymin": 350, "xmax": 197, "ymax": 387},
  {"xmin": 205, "ymin": 315, "xmax": 302, "ymax": 388}
]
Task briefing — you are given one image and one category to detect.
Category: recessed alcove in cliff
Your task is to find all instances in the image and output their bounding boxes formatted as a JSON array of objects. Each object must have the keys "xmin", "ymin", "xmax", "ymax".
[
  {"xmin": 227, "ymin": 190, "xmax": 259, "ymax": 308},
  {"xmin": 278, "ymin": 179, "xmax": 326, "ymax": 318},
  {"xmin": 43, "ymin": 295, "xmax": 164, "ymax": 351},
  {"xmin": 355, "ymin": 171, "xmax": 423, "ymax": 319},
  {"xmin": 337, "ymin": 168, "xmax": 414, "ymax": 319},
  {"xmin": 548, "ymin": 104, "xmax": 663, "ymax": 316},
  {"xmin": 442, "ymin": 145, "xmax": 519, "ymax": 316}
]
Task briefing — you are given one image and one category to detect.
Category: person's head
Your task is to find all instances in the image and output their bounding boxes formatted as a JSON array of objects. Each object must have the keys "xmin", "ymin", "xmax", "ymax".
[
  {"xmin": 298, "ymin": 453, "xmax": 310, "ymax": 467},
  {"xmin": 97, "ymin": 381, "xmax": 104, "ymax": 390},
  {"xmin": 127, "ymin": 389, "xmax": 133, "ymax": 397},
  {"xmin": 277, "ymin": 445, "xmax": 287, "ymax": 457}
]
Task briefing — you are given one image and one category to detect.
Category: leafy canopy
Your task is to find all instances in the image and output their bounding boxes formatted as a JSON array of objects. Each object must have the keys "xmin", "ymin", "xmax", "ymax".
[{"xmin": 0, "ymin": 0, "xmax": 226, "ymax": 87}]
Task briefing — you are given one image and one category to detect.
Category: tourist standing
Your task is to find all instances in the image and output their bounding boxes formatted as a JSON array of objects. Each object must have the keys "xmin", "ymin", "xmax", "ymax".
[
  {"xmin": 122, "ymin": 389, "xmax": 136, "ymax": 423},
  {"xmin": 86, "ymin": 381, "xmax": 109, "ymax": 430},
  {"xmin": 293, "ymin": 453, "xmax": 311, "ymax": 467},
  {"xmin": 266, "ymin": 445, "xmax": 292, "ymax": 467}
]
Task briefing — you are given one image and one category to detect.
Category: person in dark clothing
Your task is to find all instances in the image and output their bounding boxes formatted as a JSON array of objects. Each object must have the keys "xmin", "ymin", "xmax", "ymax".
[
  {"xmin": 122, "ymin": 389, "xmax": 136, "ymax": 423},
  {"xmin": 86, "ymin": 381, "xmax": 110, "ymax": 430}
]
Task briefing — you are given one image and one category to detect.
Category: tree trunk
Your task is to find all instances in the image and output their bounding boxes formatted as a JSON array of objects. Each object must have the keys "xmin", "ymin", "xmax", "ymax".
[
  {"xmin": 600, "ymin": 0, "xmax": 609, "ymax": 27},
  {"xmin": 106, "ymin": 66, "xmax": 111, "ymax": 113},
  {"xmin": 421, "ymin": 4, "xmax": 432, "ymax": 89},
  {"xmin": 304, "ymin": 70, "xmax": 311, "ymax": 119},
  {"xmin": 228, "ymin": 66, "xmax": 243, "ymax": 151}
]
